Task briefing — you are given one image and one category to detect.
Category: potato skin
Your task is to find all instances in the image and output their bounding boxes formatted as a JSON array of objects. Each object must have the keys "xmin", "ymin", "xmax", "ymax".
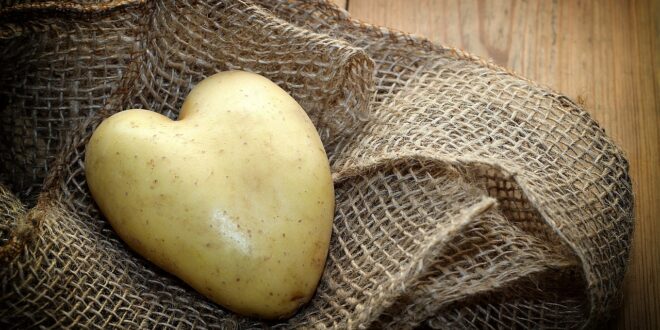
[{"xmin": 85, "ymin": 71, "xmax": 334, "ymax": 319}]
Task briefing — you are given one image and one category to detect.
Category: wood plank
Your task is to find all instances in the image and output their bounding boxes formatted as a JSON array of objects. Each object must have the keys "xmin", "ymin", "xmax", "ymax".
[{"xmin": 346, "ymin": 1, "xmax": 659, "ymax": 329}]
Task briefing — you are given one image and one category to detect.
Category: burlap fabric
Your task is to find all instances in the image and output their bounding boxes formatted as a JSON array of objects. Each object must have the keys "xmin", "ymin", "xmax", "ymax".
[{"xmin": 0, "ymin": 0, "xmax": 634, "ymax": 328}]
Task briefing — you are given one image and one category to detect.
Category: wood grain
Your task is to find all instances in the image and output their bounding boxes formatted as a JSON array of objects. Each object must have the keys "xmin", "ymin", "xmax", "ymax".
[{"xmin": 343, "ymin": 0, "xmax": 659, "ymax": 328}]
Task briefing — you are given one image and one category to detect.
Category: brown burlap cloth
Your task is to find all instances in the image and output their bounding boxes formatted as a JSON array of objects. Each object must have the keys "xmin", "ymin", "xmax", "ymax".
[{"xmin": 0, "ymin": 0, "xmax": 634, "ymax": 328}]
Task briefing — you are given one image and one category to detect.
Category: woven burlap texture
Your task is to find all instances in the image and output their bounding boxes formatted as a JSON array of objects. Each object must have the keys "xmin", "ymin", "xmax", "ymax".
[{"xmin": 0, "ymin": 0, "xmax": 634, "ymax": 328}]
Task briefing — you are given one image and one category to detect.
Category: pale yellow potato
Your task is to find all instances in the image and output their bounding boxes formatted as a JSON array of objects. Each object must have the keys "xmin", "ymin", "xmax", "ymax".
[{"xmin": 85, "ymin": 71, "xmax": 334, "ymax": 319}]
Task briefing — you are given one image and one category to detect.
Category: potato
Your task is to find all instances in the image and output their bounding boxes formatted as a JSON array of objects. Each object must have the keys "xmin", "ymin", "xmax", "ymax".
[{"xmin": 84, "ymin": 71, "xmax": 334, "ymax": 319}]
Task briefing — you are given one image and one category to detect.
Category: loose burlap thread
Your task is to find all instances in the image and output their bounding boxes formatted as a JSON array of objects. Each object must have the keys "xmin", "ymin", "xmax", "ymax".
[{"xmin": 0, "ymin": 0, "xmax": 634, "ymax": 328}]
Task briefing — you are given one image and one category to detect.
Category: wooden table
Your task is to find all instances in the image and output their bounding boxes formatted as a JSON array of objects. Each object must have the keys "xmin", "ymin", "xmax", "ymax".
[{"xmin": 333, "ymin": 0, "xmax": 659, "ymax": 328}]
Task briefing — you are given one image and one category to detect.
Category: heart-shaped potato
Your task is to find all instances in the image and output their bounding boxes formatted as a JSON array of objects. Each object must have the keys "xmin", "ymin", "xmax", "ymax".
[{"xmin": 85, "ymin": 71, "xmax": 334, "ymax": 319}]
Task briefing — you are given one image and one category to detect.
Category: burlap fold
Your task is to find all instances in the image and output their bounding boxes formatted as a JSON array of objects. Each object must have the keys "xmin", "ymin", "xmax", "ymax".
[{"xmin": 0, "ymin": 0, "xmax": 634, "ymax": 328}]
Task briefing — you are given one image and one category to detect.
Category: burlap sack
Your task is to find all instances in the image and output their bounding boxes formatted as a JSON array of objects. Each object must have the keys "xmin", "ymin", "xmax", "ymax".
[{"xmin": 0, "ymin": 0, "xmax": 634, "ymax": 328}]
